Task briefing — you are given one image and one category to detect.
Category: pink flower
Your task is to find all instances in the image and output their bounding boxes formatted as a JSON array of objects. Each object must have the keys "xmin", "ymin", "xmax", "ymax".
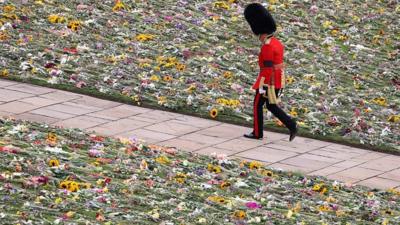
[
  {"xmin": 245, "ymin": 202, "xmax": 261, "ymax": 209},
  {"xmin": 88, "ymin": 149, "xmax": 102, "ymax": 157}
]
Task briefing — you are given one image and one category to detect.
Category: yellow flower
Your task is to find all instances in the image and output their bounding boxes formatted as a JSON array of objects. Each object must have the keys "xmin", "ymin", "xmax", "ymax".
[
  {"xmin": 46, "ymin": 133, "xmax": 57, "ymax": 144},
  {"xmin": 382, "ymin": 209, "xmax": 394, "ymax": 216},
  {"xmin": 331, "ymin": 29, "xmax": 339, "ymax": 36},
  {"xmin": 259, "ymin": 169, "xmax": 273, "ymax": 177},
  {"xmin": 163, "ymin": 75, "xmax": 173, "ymax": 82},
  {"xmin": 322, "ymin": 21, "xmax": 332, "ymax": 29},
  {"xmin": 220, "ymin": 181, "xmax": 231, "ymax": 189},
  {"xmin": 59, "ymin": 181, "xmax": 71, "ymax": 189},
  {"xmin": 233, "ymin": 210, "xmax": 246, "ymax": 220},
  {"xmin": 372, "ymin": 97, "xmax": 387, "ymax": 106},
  {"xmin": 313, "ymin": 184, "xmax": 322, "ymax": 192},
  {"xmin": 209, "ymin": 108, "xmax": 218, "ymax": 119},
  {"xmin": 174, "ymin": 173, "xmax": 187, "ymax": 184},
  {"xmin": 286, "ymin": 209, "xmax": 293, "ymax": 219},
  {"xmin": 80, "ymin": 183, "xmax": 91, "ymax": 189},
  {"xmin": 68, "ymin": 181, "xmax": 80, "ymax": 192},
  {"xmin": 49, "ymin": 159, "xmax": 60, "ymax": 167},
  {"xmin": 55, "ymin": 197, "xmax": 62, "ymax": 205},
  {"xmin": 3, "ymin": 5, "xmax": 16, "ymax": 13},
  {"xmin": 150, "ymin": 75, "xmax": 160, "ymax": 82},
  {"xmin": 336, "ymin": 210, "xmax": 346, "ymax": 217},
  {"xmin": 325, "ymin": 196, "xmax": 336, "ymax": 203},
  {"xmin": 48, "ymin": 14, "xmax": 65, "ymax": 24},
  {"xmin": 67, "ymin": 20, "xmax": 81, "ymax": 32},
  {"xmin": 388, "ymin": 115, "xmax": 400, "ymax": 123},
  {"xmin": 135, "ymin": 34, "xmax": 154, "ymax": 42},
  {"xmin": 249, "ymin": 161, "xmax": 263, "ymax": 170},
  {"xmin": 207, "ymin": 164, "xmax": 222, "ymax": 173},
  {"xmin": 1, "ymin": 69, "xmax": 9, "ymax": 77},
  {"xmin": 157, "ymin": 96, "xmax": 167, "ymax": 105},
  {"xmin": 207, "ymin": 196, "xmax": 228, "ymax": 204},
  {"xmin": 286, "ymin": 76, "xmax": 295, "ymax": 85},
  {"xmin": 66, "ymin": 211, "xmax": 75, "ymax": 218},
  {"xmin": 112, "ymin": 1, "xmax": 126, "ymax": 12},
  {"xmin": 176, "ymin": 63, "xmax": 186, "ymax": 72},
  {"xmin": 318, "ymin": 204, "xmax": 331, "ymax": 212},
  {"xmin": 0, "ymin": 32, "xmax": 9, "ymax": 41},
  {"xmin": 289, "ymin": 108, "xmax": 298, "ymax": 117},
  {"xmin": 223, "ymin": 71, "xmax": 233, "ymax": 79},
  {"xmin": 213, "ymin": 2, "xmax": 230, "ymax": 10},
  {"xmin": 155, "ymin": 155, "xmax": 170, "ymax": 165},
  {"xmin": 382, "ymin": 218, "xmax": 390, "ymax": 225}
]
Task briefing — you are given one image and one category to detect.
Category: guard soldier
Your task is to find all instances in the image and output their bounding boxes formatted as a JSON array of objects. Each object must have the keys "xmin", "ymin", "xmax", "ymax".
[{"xmin": 243, "ymin": 3, "xmax": 297, "ymax": 141}]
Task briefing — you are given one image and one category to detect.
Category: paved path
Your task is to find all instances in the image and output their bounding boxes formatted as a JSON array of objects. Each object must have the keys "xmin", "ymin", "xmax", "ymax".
[{"xmin": 0, "ymin": 79, "xmax": 399, "ymax": 191}]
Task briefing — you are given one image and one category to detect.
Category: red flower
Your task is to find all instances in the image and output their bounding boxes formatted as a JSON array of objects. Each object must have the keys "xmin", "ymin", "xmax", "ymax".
[{"xmin": 63, "ymin": 48, "xmax": 78, "ymax": 54}]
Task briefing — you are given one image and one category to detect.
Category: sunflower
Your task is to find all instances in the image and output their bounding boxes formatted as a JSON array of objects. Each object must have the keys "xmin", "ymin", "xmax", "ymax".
[
  {"xmin": 209, "ymin": 108, "xmax": 218, "ymax": 119},
  {"xmin": 176, "ymin": 63, "xmax": 186, "ymax": 72},
  {"xmin": 163, "ymin": 75, "xmax": 173, "ymax": 82},
  {"xmin": 67, "ymin": 20, "xmax": 81, "ymax": 32},
  {"xmin": 207, "ymin": 164, "xmax": 222, "ymax": 174},
  {"xmin": 59, "ymin": 181, "xmax": 71, "ymax": 189},
  {"xmin": 49, "ymin": 159, "xmax": 60, "ymax": 167},
  {"xmin": 233, "ymin": 210, "xmax": 246, "ymax": 220},
  {"xmin": 1, "ymin": 69, "xmax": 9, "ymax": 77},
  {"xmin": 112, "ymin": 1, "xmax": 126, "ymax": 12},
  {"xmin": 249, "ymin": 161, "xmax": 262, "ymax": 170},
  {"xmin": 220, "ymin": 181, "xmax": 231, "ymax": 189},
  {"xmin": 67, "ymin": 182, "xmax": 79, "ymax": 192},
  {"xmin": 3, "ymin": 5, "xmax": 16, "ymax": 13},
  {"xmin": 223, "ymin": 71, "xmax": 233, "ymax": 79}
]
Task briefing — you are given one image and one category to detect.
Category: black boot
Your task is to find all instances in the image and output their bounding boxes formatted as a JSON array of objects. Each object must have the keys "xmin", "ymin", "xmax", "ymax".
[
  {"xmin": 244, "ymin": 132, "xmax": 262, "ymax": 140},
  {"xmin": 289, "ymin": 126, "xmax": 298, "ymax": 142}
]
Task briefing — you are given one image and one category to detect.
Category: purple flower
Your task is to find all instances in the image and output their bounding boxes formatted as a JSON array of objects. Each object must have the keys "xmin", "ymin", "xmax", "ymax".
[{"xmin": 245, "ymin": 202, "xmax": 261, "ymax": 209}]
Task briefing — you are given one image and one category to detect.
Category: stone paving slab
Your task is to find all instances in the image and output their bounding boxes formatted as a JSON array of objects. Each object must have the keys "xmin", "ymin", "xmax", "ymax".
[
  {"xmin": 115, "ymin": 128, "xmax": 177, "ymax": 144},
  {"xmin": 1, "ymin": 82, "xmax": 400, "ymax": 190},
  {"xmin": 195, "ymin": 147, "xmax": 235, "ymax": 156},
  {"xmin": 44, "ymin": 103, "xmax": 100, "ymax": 115},
  {"xmin": 88, "ymin": 118, "xmax": 151, "ymax": 136},
  {"xmin": 13, "ymin": 113, "xmax": 60, "ymax": 124},
  {"xmin": 70, "ymin": 96, "xmax": 121, "ymax": 109},
  {"xmin": 280, "ymin": 154, "xmax": 340, "ymax": 171},
  {"xmin": 236, "ymin": 146, "xmax": 298, "ymax": 163},
  {"xmin": 358, "ymin": 156, "xmax": 400, "ymax": 172},
  {"xmin": 213, "ymin": 137, "xmax": 264, "ymax": 152},
  {"xmin": 269, "ymin": 163, "xmax": 314, "ymax": 174},
  {"xmin": 30, "ymin": 108, "xmax": 75, "ymax": 120},
  {"xmin": 356, "ymin": 177, "xmax": 400, "ymax": 190},
  {"xmin": 332, "ymin": 167, "xmax": 383, "ymax": 180},
  {"xmin": 157, "ymin": 138, "xmax": 209, "ymax": 152},
  {"xmin": 0, "ymin": 101, "xmax": 40, "ymax": 114},
  {"xmin": 145, "ymin": 120, "xmax": 201, "ymax": 136},
  {"xmin": 40, "ymin": 91, "xmax": 82, "ymax": 102},
  {"xmin": 0, "ymin": 79, "xmax": 18, "ymax": 87},
  {"xmin": 19, "ymin": 96, "xmax": 61, "ymax": 107},
  {"xmin": 197, "ymin": 124, "xmax": 248, "ymax": 139},
  {"xmin": 5, "ymin": 83, "xmax": 54, "ymax": 95},
  {"xmin": 89, "ymin": 105, "xmax": 152, "ymax": 120},
  {"xmin": 0, "ymin": 89, "xmax": 33, "ymax": 102},
  {"xmin": 179, "ymin": 133, "xmax": 228, "ymax": 146},
  {"xmin": 378, "ymin": 169, "xmax": 400, "ymax": 181},
  {"xmin": 52, "ymin": 115, "xmax": 110, "ymax": 130}
]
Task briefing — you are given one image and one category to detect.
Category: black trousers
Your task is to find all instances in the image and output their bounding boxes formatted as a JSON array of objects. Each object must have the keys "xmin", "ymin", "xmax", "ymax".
[{"xmin": 252, "ymin": 88, "xmax": 296, "ymax": 138}]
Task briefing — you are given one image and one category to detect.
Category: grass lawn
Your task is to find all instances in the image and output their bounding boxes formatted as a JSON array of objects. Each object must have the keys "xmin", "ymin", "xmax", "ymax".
[
  {"xmin": 0, "ymin": 0, "xmax": 399, "ymax": 154},
  {"xmin": 0, "ymin": 118, "xmax": 399, "ymax": 224}
]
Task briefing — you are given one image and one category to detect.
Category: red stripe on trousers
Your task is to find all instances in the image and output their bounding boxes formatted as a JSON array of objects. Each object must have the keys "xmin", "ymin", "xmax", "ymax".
[{"xmin": 254, "ymin": 92, "xmax": 260, "ymax": 137}]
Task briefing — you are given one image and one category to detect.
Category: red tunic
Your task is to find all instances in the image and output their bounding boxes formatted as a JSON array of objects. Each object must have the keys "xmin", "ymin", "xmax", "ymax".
[{"xmin": 252, "ymin": 37, "xmax": 284, "ymax": 90}]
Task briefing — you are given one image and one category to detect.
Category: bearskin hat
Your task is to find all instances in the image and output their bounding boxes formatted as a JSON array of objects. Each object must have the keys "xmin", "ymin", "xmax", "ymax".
[{"xmin": 244, "ymin": 3, "xmax": 276, "ymax": 35}]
